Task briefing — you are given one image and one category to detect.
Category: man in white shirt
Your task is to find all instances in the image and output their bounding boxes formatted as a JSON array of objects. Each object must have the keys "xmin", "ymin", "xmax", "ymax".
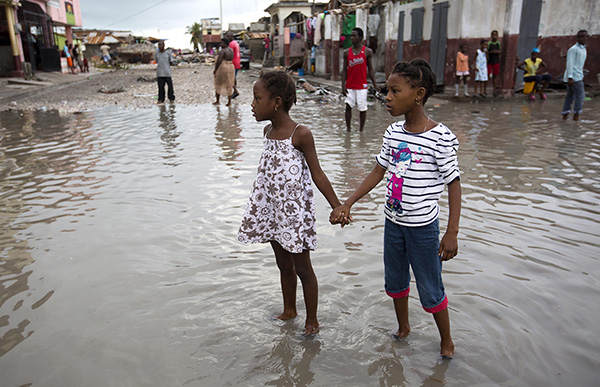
[{"xmin": 561, "ymin": 30, "xmax": 588, "ymax": 121}]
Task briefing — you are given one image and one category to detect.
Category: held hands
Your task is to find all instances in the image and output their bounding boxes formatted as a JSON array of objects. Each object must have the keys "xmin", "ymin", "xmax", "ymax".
[
  {"xmin": 329, "ymin": 204, "xmax": 353, "ymax": 228},
  {"xmin": 439, "ymin": 231, "xmax": 458, "ymax": 261}
]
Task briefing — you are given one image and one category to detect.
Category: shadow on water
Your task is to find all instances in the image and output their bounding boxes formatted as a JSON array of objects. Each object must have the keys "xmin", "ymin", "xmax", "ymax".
[{"xmin": 0, "ymin": 97, "xmax": 599, "ymax": 386}]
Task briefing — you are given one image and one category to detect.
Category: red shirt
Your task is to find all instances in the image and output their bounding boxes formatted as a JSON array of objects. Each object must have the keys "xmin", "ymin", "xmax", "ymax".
[
  {"xmin": 229, "ymin": 40, "xmax": 241, "ymax": 70},
  {"xmin": 346, "ymin": 46, "xmax": 368, "ymax": 89}
]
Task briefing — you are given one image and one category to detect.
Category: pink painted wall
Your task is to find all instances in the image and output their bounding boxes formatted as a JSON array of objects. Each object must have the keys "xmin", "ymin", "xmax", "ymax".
[{"xmin": 41, "ymin": 0, "xmax": 83, "ymax": 27}]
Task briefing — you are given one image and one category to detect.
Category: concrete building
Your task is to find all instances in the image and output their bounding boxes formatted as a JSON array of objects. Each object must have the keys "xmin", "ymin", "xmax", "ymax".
[
  {"xmin": 202, "ymin": 18, "xmax": 222, "ymax": 53},
  {"xmin": 264, "ymin": 0, "xmax": 327, "ymax": 66},
  {"xmin": 1, "ymin": 0, "xmax": 82, "ymax": 77},
  {"xmin": 310, "ymin": 0, "xmax": 598, "ymax": 93}
]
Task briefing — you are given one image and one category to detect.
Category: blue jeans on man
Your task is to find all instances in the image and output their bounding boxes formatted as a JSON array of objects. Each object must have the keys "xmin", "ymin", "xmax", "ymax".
[{"xmin": 562, "ymin": 80, "xmax": 584, "ymax": 116}]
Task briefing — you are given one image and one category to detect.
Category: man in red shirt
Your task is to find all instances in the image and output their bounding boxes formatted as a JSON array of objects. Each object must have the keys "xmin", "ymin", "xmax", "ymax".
[
  {"xmin": 226, "ymin": 31, "xmax": 241, "ymax": 98},
  {"xmin": 341, "ymin": 28, "xmax": 379, "ymax": 131}
]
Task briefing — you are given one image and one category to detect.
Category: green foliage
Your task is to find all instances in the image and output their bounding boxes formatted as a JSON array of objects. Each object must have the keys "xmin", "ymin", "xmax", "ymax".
[{"xmin": 186, "ymin": 22, "xmax": 203, "ymax": 52}]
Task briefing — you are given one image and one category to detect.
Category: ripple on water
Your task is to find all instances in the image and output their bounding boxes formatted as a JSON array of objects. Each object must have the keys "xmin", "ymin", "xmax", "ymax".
[{"xmin": 1, "ymin": 99, "xmax": 600, "ymax": 386}]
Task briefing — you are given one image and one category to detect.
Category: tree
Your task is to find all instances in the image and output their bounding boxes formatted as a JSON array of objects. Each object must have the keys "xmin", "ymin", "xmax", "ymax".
[{"xmin": 186, "ymin": 22, "xmax": 203, "ymax": 52}]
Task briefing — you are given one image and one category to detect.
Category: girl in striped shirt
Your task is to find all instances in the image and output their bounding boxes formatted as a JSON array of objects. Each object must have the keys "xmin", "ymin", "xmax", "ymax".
[{"xmin": 331, "ymin": 59, "xmax": 461, "ymax": 358}]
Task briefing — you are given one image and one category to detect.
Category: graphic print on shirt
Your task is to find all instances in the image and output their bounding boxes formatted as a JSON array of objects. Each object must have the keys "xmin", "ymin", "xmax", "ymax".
[{"xmin": 385, "ymin": 141, "xmax": 422, "ymax": 213}]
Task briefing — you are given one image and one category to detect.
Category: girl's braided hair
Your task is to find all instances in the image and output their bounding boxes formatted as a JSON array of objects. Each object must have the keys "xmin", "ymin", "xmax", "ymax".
[
  {"xmin": 391, "ymin": 59, "xmax": 437, "ymax": 104},
  {"xmin": 259, "ymin": 70, "xmax": 297, "ymax": 111}
]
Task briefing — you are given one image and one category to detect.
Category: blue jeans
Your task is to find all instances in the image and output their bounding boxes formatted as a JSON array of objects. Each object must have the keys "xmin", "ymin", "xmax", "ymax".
[
  {"xmin": 562, "ymin": 80, "xmax": 585, "ymax": 115},
  {"xmin": 383, "ymin": 218, "xmax": 447, "ymax": 313}
]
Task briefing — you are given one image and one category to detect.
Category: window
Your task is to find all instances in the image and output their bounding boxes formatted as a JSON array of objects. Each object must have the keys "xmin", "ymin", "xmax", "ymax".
[{"xmin": 410, "ymin": 7, "xmax": 424, "ymax": 44}]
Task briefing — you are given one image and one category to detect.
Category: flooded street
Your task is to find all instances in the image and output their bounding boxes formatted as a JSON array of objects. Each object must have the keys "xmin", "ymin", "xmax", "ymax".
[{"xmin": 1, "ymin": 96, "xmax": 599, "ymax": 386}]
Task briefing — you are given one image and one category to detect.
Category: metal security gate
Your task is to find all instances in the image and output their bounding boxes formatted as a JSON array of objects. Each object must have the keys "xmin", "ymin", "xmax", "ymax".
[
  {"xmin": 429, "ymin": 2, "xmax": 449, "ymax": 85},
  {"xmin": 396, "ymin": 11, "xmax": 404, "ymax": 63},
  {"xmin": 515, "ymin": 0, "xmax": 543, "ymax": 87}
]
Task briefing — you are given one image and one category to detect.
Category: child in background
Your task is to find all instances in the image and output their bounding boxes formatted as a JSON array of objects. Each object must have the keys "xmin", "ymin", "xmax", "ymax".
[
  {"xmin": 238, "ymin": 71, "xmax": 346, "ymax": 336},
  {"xmin": 331, "ymin": 59, "xmax": 462, "ymax": 358},
  {"xmin": 487, "ymin": 30, "xmax": 502, "ymax": 96},
  {"xmin": 474, "ymin": 40, "xmax": 488, "ymax": 96},
  {"xmin": 455, "ymin": 44, "xmax": 470, "ymax": 97}
]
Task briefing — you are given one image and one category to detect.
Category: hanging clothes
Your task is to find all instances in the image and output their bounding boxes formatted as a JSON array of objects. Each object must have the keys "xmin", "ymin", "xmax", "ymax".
[
  {"xmin": 342, "ymin": 14, "xmax": 356, "ymax": 49},
  {"xmin": 314, "ymin": 14, "xmax": 323, "ymax": 45}
]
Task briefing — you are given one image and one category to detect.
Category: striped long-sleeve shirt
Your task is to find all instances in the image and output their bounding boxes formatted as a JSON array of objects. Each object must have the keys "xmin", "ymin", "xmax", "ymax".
[{"xmin": 375, "ymin": 121, "xmax": 461, "ymax": 227}]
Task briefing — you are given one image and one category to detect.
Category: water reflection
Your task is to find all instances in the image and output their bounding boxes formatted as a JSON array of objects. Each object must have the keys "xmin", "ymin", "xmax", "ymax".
[
  {"xmin": 214, "ymin": 105, "xmax": 243, "ymax": 165},
  {"xmin": 158, "ymin": 104, "xmax": 181, "ymax": 166},
  {"xmin": 0, "ymin": 109, "xmax": 98, "ymax": 358},
  {"xmin": 250, "ymin": 334, "xmax": 322, "ymax": 386}
]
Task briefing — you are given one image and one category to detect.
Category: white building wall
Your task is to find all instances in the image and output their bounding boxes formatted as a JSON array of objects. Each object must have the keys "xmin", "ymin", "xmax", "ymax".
[
  {"xmin": 355, "ymin": 8, "xmax": 368, "ymax": 35},
  {"xmin": 504, "ymin": 0, "xmax": 522, "ymax": 35},
  {"xmin": 452, "ymin": 0, "xmax": 507, "ymax": 38},
  {"xmin": 538, "ymin": 0, "xmax": 600, "ymax": 37},
  {"xmin": 384, "ymin": 0, "xmax": 426, "ymax": 41}
]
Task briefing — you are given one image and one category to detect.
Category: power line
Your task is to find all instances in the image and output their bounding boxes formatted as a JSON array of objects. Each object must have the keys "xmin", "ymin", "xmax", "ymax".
[{"xmin": 101, "ymin": 0, "xmax": 168, "ymax": 29}]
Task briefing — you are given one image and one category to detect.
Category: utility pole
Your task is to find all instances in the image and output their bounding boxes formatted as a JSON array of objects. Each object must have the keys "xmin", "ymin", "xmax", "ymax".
[{"xmin": 220, "ymin": 0, "xmax": 223, "ymax": 36}]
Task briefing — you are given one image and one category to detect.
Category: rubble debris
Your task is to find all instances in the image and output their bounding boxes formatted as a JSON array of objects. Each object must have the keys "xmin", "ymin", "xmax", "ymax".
[
  {"xmin": 137, "ymin": 76, "xmax": 156, "ymax": 82},
  {"xmin": 99, "ymin": 86, "xmax": 125, "ymax": 94}
]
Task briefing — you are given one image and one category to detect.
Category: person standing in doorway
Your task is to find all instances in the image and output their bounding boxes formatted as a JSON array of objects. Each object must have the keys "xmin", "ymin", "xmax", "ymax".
[
  {"xmin": 155, "ymin": 40, "xmax": 175, "ymax": 104},
  {"xmin": 226, "ymin": 31, "xmax": 241, "ymax": 99},
  {"xmin": 561, "ymin": 30, "xmax": 588, "ymax": 121},
  {"xmin": 487, "ymin": 30, "xmax": 501, "ymax": 96},
  {"xmin": 341, "ymin": 27, "xmax": 379, "ymax": 132}
]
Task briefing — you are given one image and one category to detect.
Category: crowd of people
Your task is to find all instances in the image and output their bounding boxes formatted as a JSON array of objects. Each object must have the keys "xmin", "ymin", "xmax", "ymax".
[
  {"xmin": 62, "ymin": 41, "xmax": 89, "ymax": 74},
  {"xmin": 452, "ymin": 29, "xmax": 589, "ymax": 120},
  {"xmin": 233, "ymin": 28, "xmax": 590, "ymax": 359}
]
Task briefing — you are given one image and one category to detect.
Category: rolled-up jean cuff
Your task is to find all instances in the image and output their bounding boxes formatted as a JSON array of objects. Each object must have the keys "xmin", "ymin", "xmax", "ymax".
[
  {"xmin": 386, "ymin": 286, "xmax": 410, "ymax": 299},
  {"xmin": 423, "ymin": 294, "xmax": 448, "ymax": 313}
]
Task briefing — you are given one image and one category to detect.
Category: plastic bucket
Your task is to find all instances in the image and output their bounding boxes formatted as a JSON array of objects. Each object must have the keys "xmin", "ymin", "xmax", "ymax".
[
  {"xmin": 523, "ymin": 81, "xmax": 535, "ymax": 94},
  {"xmin": 298, "ymin": 68, "xmax": 304, "ymax": 76}
]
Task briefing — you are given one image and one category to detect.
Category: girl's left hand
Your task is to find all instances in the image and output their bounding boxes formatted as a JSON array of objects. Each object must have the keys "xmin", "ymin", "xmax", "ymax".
[{"xmin": 439, "ymin": 232, "xmax": 458, "ymax": 261}]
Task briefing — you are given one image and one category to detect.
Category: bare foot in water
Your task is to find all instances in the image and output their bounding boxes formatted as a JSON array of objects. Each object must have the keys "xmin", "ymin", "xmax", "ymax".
[
  {"xmin": 275, "ymin": 311, "xmax": 297, "ymax": 320},
  {"xmin": 393, "ymin": 324, "xmax": 410, "ymax": 339},
  {"xmin": 440, "ymin": 339, "xmax": 455, "ymax": 358},
  {"xmin": 304, "ymin": 321, "xmax": 319, "ymax": 336}
]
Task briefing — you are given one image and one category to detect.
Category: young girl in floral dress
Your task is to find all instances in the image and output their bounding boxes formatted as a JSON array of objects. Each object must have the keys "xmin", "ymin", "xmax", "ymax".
[{"xmin": 238, "ymin": 71, "xmax": 345, "ymax": 335}]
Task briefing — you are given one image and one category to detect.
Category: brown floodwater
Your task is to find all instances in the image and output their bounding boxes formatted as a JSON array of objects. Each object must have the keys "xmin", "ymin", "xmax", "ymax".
[{"xmin": 0, "ymin": 95, "xmax": 599, "ymax": 386}]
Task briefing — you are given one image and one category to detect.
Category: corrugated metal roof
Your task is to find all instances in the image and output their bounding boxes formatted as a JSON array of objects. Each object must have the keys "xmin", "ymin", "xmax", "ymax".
[{"xmin": 84, "ymin": 32, "xmax": 127, "ymax": 45}]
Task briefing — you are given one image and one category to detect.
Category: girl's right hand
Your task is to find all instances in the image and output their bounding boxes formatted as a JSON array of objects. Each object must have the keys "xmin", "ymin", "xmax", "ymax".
[{"xmin": 330, "ymin": 205, "xmax": 352, "ymax": 227}]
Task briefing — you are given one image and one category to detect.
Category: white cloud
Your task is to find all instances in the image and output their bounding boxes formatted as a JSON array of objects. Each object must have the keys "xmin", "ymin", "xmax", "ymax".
[{"xmin": 80, "ymin": 0, "xmax": 274, "ymax": 49}]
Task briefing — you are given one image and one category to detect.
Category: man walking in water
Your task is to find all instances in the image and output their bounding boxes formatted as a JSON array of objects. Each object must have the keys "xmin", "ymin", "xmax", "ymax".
[
  {"xmin": 341, "ymin": 28, "xmax": 379, "ymax": 132},
  {"xmin": 562, "ymin": 30, "xmax": 588, "ymax": 121}
]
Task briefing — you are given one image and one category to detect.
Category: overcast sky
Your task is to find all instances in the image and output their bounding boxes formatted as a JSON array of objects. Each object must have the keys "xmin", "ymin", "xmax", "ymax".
[{"xmin": 79, "ymin": 0, "xmax": 274, "ymax": 49}]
